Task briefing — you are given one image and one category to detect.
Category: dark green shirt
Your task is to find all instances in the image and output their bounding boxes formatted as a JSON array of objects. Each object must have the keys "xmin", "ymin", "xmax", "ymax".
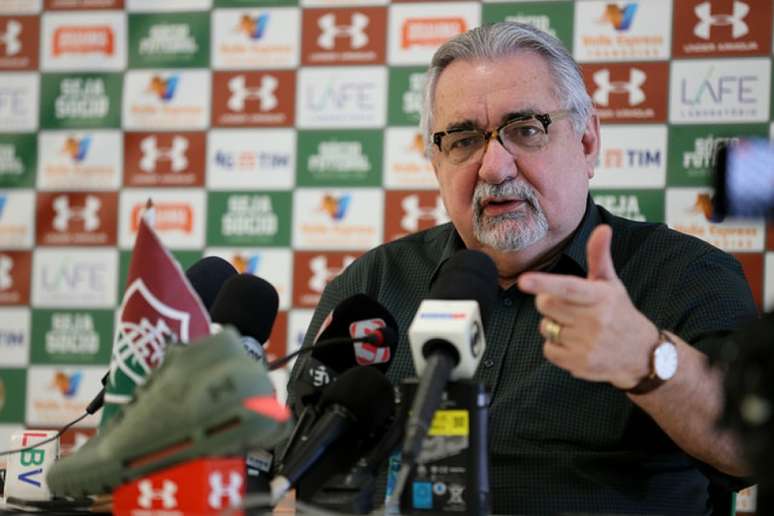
[{"xmin": 288, "ymin": 198, "xmax": 757, "ymax": 514}]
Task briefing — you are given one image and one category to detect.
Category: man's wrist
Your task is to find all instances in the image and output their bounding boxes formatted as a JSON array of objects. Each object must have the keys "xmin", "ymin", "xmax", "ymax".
[{"xmin": 625, "ymin": 329, "xmax": 679, "ymax": 395}]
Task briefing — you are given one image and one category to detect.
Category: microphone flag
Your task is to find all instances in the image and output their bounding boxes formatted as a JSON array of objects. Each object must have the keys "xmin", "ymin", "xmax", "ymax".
[{"xmin": 100, "ymin": 203, "xmax": 211, "ymax": 426}]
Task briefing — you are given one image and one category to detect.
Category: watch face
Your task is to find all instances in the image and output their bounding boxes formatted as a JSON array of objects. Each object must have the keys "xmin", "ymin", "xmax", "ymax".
[{"xmin": 654, "ymin": 342, "xmax": 678, "ymax": 380}]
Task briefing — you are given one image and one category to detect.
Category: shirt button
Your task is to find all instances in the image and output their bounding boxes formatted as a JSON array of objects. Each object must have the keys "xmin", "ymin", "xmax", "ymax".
[
  {"xmin": 483, "ymin": 359, "xmax": 495, "ymax": 368},
  {"xmin": 503, "ymin": 298, "xmax": 513, "ymax": 307}
]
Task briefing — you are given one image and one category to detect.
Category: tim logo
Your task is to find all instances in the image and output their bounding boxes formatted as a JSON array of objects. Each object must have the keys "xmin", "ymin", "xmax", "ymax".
[
  {"xmin": 140, "ymin": 136, "xmax": 188, "ymax": 173},
  {"xmin": 320, "ymin": 193, "xmax": 351, "ymax": 221},
  {"xmin": 50, "ymin": 371, "xmax": 82, "ymax": 398},
  {"xmin": 146, "ymin": 75, "xmax": 179, "ymax": 102},
  {"xmin": 401, "ymin": 195, "xmax": 447, "ymax": 232},
  {"xmin": 694, "ymin": 1, "xmax": 749, "ymax": 40},
  {"xmin": 237, "ymin": 13, "xmax": 269, "ymax": 40},
  {"xmin": 592, "ymin": 68, "xmax": 646, "ymax": 106},
  {"xmin": 62, "ymin": 135, "xmax": 91, "ymax": 162},
  {"xmin": 227, "ymin": 75, "xmax": 277, "ymax": 112},
  {"xmin": 52, "ymin": 194, "xmax": 101, "ymax": 232},
  {"xmin": 0, "ymin": 20, "xmax": 21, "ymax": 56},
  {"xmin": 599, "ymin": 3, "xmax": 638, "ymax": 31},
  {"xmin": 317, "ymin": 12, "xmax": 369, "ymax": 50}
]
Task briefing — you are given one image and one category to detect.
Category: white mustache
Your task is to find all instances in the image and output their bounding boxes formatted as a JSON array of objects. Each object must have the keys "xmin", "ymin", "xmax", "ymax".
[{"xmin": 473, "ymin": 180, "xmax": 538, "ymax": 216}]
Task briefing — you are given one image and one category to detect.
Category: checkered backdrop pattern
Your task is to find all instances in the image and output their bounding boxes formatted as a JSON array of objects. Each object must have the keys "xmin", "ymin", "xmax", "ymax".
[{"xmin": 0, "ymin": 0, "xmax": 772, "ymax": 480}]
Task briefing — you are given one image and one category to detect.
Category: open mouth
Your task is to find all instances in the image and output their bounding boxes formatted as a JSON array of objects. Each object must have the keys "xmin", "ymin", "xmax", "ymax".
[{"xmin": 480, "ymin": 197, "xmax": 527, "ymax": 216}]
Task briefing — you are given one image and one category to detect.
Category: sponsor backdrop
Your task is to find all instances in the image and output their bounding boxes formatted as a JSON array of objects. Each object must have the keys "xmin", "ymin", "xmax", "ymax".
[{"xmin": 0, "ymin": 0, "xmax": 772, "ymax": 497}]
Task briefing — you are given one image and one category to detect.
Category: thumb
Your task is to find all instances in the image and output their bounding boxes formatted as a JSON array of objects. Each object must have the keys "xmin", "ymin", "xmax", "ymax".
[{"xmin": 587, "ymin": 224, "xmax": 617, "ymax": 281}]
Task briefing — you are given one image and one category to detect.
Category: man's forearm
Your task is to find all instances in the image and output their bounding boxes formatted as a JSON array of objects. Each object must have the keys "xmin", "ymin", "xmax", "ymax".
[{"xmin": 628, "ymin": 334, "xmax": 750, "ymax": 477}]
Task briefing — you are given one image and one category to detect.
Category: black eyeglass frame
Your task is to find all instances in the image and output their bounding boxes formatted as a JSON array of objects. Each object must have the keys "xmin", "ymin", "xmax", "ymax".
[{"xmin": 431, "ymin": 110, "xmax": 572, "ymax": 154}]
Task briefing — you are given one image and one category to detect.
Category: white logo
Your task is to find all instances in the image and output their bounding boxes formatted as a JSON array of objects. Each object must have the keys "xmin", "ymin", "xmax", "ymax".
[
  {"xmin": 308, "ymin": 254, "xmax": 356, "ymax": 293},
  {"xmin": 0, "ymin": 20, "xmax": 22, "ymax": 56},
  {"xmin": 137, "ymin": 479, "xmax": 178, "ymax": 509},
  {"xmin": 53, "ymin": 195, "xmax": 101, "ymax": 232},
  {"xmin": 317, "ymin": 13, "xmax": 369, "ymax": 50},
  {"xmin": 400, "ymin": 195, "xmax": 447, "ymax": 232},
  {"xmin": 140, "ymin": 135, "xmax": 189, "ymax": 173},
  {"xmin": 694, "ymin": 1, "xmax": 749, "ymax": 40},
  {"xmin": 208, "ymin": 471, "xmax": 243, "ymax": 509},
  {"xmin": 0, "ymin": 254, "xmax": 12, "ymax": 290},
  {"xmin": 448, "ymin": 484, "xmax": 465, "ymax": 505},
  {"xmin": 227, "ymin": 75, "xmax": 278, "ymax": 112},
  {"xmin": 592, "ymin": 68, "xmax": 646, "ymax": 106}
]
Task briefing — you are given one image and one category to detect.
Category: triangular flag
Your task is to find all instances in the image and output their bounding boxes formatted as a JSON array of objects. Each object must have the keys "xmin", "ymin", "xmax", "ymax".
[{"xmin": 101, "ymin": 205, "xmax": 210, "ymax": 425}]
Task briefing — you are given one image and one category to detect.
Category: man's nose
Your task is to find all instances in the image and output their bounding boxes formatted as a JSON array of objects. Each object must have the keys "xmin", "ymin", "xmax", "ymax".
[{"xmin": 477, "ymin": 137, "xmax": 518, "ymax": 185}]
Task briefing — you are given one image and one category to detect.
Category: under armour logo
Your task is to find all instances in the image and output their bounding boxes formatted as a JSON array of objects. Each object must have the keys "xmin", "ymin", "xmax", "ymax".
[
  {"xmin": 317, "ymin": 12, "xmax": 369, "ymax": 50},
  {"xmin": 140, "ymin": 135, "xmax": 188, "ymax": 173},
  {"xmin": 400, "ymin": 195, "xmax": 447, "ymax": 232},
  {"xmin": 592, "ymin": 68, "xmax": 646, "ymax": 106},
  {"xmin": 0, "ymin": 20, "xmax": 22, "ymax": 56},
  {"xmin": 694, "ymin": 1, "xmax": 749, "ymax": 40},
  {"xmin": 0, "ymin": 254, "xmax": 12, "ymax": 290},
  {"xmin": 52, "ymin": 195, "xmax": 101, "ymax": 232},
  {"xmin": 308, "ymin": 254, "xmax": 355, "ymax": 293},
  {"xmin": 227, "ymin": 74, "xmax": 278, "ymax": 112},
  {"xmin": 208, "ymin": 471, "xmax": 243, "ymax": 509},
  {"xmin": 137, "ymin": 479, "xmax": 178, "ymax": 509}
]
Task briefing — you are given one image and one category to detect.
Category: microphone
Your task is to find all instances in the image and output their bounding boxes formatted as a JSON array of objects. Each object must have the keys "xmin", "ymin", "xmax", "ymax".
[
  {"xmin": 392, "ymin": 250, "xmax": 498, "ymax": 504},
  {"xmin": 270, "ymin": 366, "xmax": 395, "ymax": 506},
  {"xmin": 210, "ymin": 273, "xmax": 279, "ymax": 364},
  {"xmin": 185, "ymin": 256, "xmax": 238, "ymax": 312}
]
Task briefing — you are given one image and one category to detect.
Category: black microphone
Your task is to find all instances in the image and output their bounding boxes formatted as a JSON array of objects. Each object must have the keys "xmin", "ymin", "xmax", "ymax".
[
  {"xmin": 210, "ymin": 273, "xmax": 279, "ymax": 364},
  {"xmin": 391, "ymin": 250, "xmax": 498, "ymax": 506},
  {"xmin": 185, "ymin": 256, "xmax": 238, "ymax": 312},
  {"xmin": 270, "ymin": 366, "xmax": 395, "ymax": 505}
]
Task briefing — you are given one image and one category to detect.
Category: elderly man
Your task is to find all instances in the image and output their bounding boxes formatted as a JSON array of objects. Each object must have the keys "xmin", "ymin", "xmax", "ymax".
[{"xmin": 289, "ymin": 22, "xmax": 756, "ymax": 513}]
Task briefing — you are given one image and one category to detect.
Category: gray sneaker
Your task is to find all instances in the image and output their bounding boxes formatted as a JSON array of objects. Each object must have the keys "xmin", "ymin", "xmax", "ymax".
[{"xmin": 46, "ymin": 327, "xmax": 293, "ymax": 497}]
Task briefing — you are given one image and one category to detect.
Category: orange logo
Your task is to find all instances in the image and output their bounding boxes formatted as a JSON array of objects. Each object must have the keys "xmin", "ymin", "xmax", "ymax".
[
  {"xmin": 53, "ymin": 26, "xmax": 114, "ymax": 56},
  {"xmin": 401, "ymin": 18, "xmax": 466, "ymax": 48},
  {"xmin": 131, "ymin": 203, "xmax": 193, "ymax": 233}
]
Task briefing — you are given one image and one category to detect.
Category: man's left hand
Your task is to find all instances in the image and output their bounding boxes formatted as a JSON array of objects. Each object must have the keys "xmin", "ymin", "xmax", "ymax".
[{"xmin": 517, "ymin": 224, "xmax": 659, "ymax": 390}]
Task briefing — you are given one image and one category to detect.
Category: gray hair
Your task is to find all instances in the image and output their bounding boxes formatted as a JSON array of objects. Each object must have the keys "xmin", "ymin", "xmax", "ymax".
[{"xmin": 420, "ymin": 22, "xmax": 592, "ymax": 156}]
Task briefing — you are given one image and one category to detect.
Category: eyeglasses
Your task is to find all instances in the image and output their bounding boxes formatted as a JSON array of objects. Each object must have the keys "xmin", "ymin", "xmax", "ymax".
[{"xmin": 431, "ymin": 110, "xmax": 572, "ymax": 165}]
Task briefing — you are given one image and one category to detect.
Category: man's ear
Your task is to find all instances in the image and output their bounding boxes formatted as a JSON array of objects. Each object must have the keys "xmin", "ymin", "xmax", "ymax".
[{"xmin": 580, "ymin": 113, "xmax": 600, "ymax": 179}]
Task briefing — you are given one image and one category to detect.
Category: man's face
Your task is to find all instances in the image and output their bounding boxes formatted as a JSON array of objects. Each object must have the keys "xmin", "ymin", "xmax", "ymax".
[{"xmin": 430, "ymin": 52, "xmax": 599, "ymax": 262}]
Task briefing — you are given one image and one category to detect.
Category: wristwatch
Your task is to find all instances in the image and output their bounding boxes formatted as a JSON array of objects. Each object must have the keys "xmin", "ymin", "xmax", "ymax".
[{"xmin": 626, "ymin": 331, "xmax": 679, "ymax": 395}]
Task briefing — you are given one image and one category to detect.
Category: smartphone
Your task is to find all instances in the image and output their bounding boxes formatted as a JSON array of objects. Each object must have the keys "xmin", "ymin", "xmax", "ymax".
[{"xmin": 713, "ymin": 138, "xmax": 774, "ymax": 221}]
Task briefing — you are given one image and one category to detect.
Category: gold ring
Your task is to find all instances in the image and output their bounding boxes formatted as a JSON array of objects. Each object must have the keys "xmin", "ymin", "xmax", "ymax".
[{"xmin": 544, "ymin": 319, "xmax": 562, "ymax": 343}]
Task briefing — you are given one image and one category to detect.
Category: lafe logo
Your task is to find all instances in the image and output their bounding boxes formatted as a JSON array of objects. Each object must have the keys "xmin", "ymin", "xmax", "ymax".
[
  {"xmin": 236, "ymin": 13, "xmax": 269, "ymax": 40},
  {"xmin": 52, "ymin": 194, "xmax": 101, "ymax": 232},
  {"xmin": 308, "ymin": 254, "xmax": 355, "ymax": 293},
  {"xmin": 208, "ymin": 471, "xmax": 242, "ymax": 509},
  {"xmin": 319, "ymin": 193, "xmax": 351, "ymax": 221},
  {"xmin": 61, "ymin": 135, "xmax": 91, "ymax": 163},
  {"xmin": 402, "ymin": 17, "xmax": 466, "ymax": 48},
  {"xmin": 401, "ymin": 194, "xmax": 447, "ymax": 232},
  {"xmin": 0, "ymin": 254, "xmax": 12, "ymax": 290},
  {"xmin": 146, "ymin": 75, "xmax": 178, "ymax": 102},
  {"xmin": 53, "ymin": 25, "xmax": 114, "ymax": 56},
  {"xmin": 592, "ymin": 68, "xmax": 646, "ymax": 106},
  {"xmin": 227, "ymin": 74, "xmax": 277, "ymax": 112},
  {"xmin": 694, "ymin": 1, "xmax": 749, "ymax": 40},
  {"xmin": 598, "ymin": 3, "xmax": 638, "ymax": 31},
  {"xmin": 0, "ymin": 20, "xmax": 22, "ymax": 56},
  {"xmin": 140, "ymin": 136, "xmax": 188, "ymax": 173},
  {"xmin": 138, "ymin": 479, "xmax": 178, "ymax": 509},
  {"xmin": 50, "ymin": 371, "xmax": 82, "ymax": 398},
  {"xmin": 317, "ymin": 12, "xmax": 369, "ymax": 50}
]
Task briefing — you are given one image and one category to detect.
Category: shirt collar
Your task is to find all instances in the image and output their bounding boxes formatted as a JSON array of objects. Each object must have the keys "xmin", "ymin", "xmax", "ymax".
[{"xmin": 429, "ymin": 195, "xmax": 599, "ymax": 289}]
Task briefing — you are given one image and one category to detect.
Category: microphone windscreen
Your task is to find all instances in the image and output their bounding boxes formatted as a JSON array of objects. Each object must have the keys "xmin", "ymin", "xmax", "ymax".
[
  {"xmin": 210, "ymin": 273, "xmax": 279, "ymax": 344},
  {"xmin": 185, "ymin": 256, "xmax": 238, "ymax": 311},
  {"xmin": 319, "ymin": 367, "xmax": 394, "ymax": 433},
  {"xmin": 311, "ymin": 293, "xmax": 398, "ymax": 374},
  {"xmin": 430, "ymin": 250, "xmax": 498, "ymax": 325}
]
